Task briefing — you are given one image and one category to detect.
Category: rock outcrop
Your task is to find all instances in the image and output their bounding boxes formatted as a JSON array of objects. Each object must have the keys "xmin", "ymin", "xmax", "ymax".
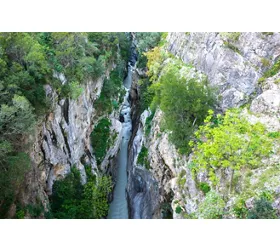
[{"xmin": 167, "ymin": 32, "xmax": 280, "ymax": 110}]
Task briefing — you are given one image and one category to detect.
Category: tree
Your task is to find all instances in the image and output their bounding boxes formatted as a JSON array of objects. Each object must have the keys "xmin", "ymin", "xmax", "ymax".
[
  {"xmin": 79, "ymin": 176, "xmax": 113, "ymax": 219},
  {"xmin": 50, "ymin": 167, "xmax": 84, "ymax": 219},
  {"xmin": 0, "ymin": 95, "xmax": 36, "ymax": 141},
  {"xmin": 155, "ymin": 64, "xmax": 216, "ymax": 154},
  {"xmin": 190, "ymin": 109, "xmax": 273, "ymax": 190}
]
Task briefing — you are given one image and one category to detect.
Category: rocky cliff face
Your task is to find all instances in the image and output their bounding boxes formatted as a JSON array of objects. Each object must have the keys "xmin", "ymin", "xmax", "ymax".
[
  {"xmin": 19, "ymin": 68, "xmax": 124, "ymax": 216},
  {"xmin": 167, "ymin": 32, "xmax": 280, "ymax": 110},
  {"xmin": 129, "ymin": 32, "xmax": 280, "ymax": 219}
]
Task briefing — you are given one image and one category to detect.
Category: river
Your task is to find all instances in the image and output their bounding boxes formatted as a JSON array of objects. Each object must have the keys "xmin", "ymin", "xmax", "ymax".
[{"xmin": 107, "ymin": 62, "xmax": 134, "ymax": 219}]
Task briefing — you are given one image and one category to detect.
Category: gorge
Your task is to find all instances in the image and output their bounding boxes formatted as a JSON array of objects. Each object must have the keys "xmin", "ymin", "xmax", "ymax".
[{"xmin": 1, "ymin": 32, "xmax": 280, "ymax": 219}]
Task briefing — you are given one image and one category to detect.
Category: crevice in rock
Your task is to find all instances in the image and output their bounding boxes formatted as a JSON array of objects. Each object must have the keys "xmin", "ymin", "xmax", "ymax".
[
  {"xmin": 59, "ymin": 122, "xmax": 71, "ymax": 158},
  {"xmin": 63, "ymin": 99, "xmax": 70, "ymax": 125}
]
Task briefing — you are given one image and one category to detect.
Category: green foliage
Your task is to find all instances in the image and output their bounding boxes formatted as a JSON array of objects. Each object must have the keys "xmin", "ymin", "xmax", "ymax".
[
  {"xmin": 138, "ymin": 78, "xmax": 154, "ymax": 114},
  {"xmin": 79, "ymin": 175, "xmax": 112, "ymax": 219},
  {"xmin": 0, "ymin": 152, "xmax": 31, "ymax": 217},
  {"xmin": 262, "ymin": 59, "xmax": 280, "ymax": 78},
  {"xmin": 95, "ymin": 64, "xmax": 125, "ymax": 115},
  {"xmin": 262, "ymin": 32, "xmax": 274, "ymax": 36},
  {"xmin": 267, "ymin": 131, "xmax": 280, "ymax": 138},
  {"xmin": 233, "ymin": 198, "xmax": 248, "ymax": 219},
  {"xmin": 198, "ymin": 191, "xmax": 225, "ymax": 219},
  {"xmin": 90, "ymin": 118, "xmax": 112, "ymax": 165},
  {"xmin": 50, "ymin": 167, "xmax": 84, "ymax": 219},
  {"xmin": 155, "ymin": 64, "xmax": 216, "ymax": 154},
  {"xmin": 198, "ymin": 182, "xmax": 211, "ymax": 194},
  {"xmin": 61, "ymin": 81, "xmax": 83, "ymax": 100},
  {"xmin": 0, "ymin": 95, "xmax": 36, "ymax": 140},
  {"xmin": 0, "ymin": 32, "xmax": 130, "ymax": 218},
  {"xmin": 247, "ymin": 197, "xmax": 277, "ymax": 219},
  {"xmin": 135, "ymin": 32, "xmax": 162, "ymax": 68},
  {"xmin": 145, "ymin": 112, "xmax": 155, "ymax": 136},
  {"xmin": 175, "ymin": 205, "xmax": 183, "ymax": 214},
  {"xmin": 50, "ymin": 166, "xmax": 112, "ymax": 219},
  {"xmin": 137, "ymin": 146, "xmax": 150, "ymax": 170},
  {"xmin": 15, "ymin": 209, "xmax": 25, "ymax": 219},
  {"xmin": 26, "ymin": 204, "xmax": 44, "ymax": 218},
  {"xmin": 190, "ymin": 109, "xmax": 273, "ymax": 186},
  {"xmin": 145, "ymin": 46, "xmax": 168, "ymax": 83},
  {"xmin": 177, "ymin": 170, "xmax": 187, "ymax": 188}
]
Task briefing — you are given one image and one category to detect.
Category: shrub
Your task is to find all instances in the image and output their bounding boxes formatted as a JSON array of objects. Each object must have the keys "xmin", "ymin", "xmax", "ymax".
[
  {"xmin": 90, "ymin": 118, "xmax": 112, "ymax": 165},
  {"xmin": 175, "ymin": 205, "xmax": 183, "ymax": 214},
  {"xmin": 79, "ymin": 175, "xmax": 112, "ymax": 219},
  {"xmin": 267, "ymin": 131, "xmax": 280, "ymax": 138},
  {"xmin": 50, "ymin": 167, "xmax": 84, "ymax": 219},
  {"xmin": 15, "ymin": 210, "xmax": 25, "ymax": 219},
  {"xmin": 61, "ymin": 81, "xmax": 83, "ymax": 100},
  {"xmin": 198, "ymin": 191, "xmax": 225, "ymax": 219},
  {"xmin": 198, "ymin": 182, "xmax": 211, "ymax": 194},
  {"xmin": 135, "ymin": 32, "xmax": 162, "ymax": 69},
  {"xmin": 95, "ymin": 64, "xmax": 125, "ymax": 115},
  {"xmin": 190, "ymin": 109, "xmax": 273, "ymax": 188},
  {"xmin": 233, "ymin": 198, "xmax": 248, "ymax": 219},
  {"xmin": 247, "ymin": 197, "xmax": 277, "ymax": 219},
  {"xmin": 137, "ymin": 146, "xmax": 150, "ymax": 170},
  {"xmin": 50, "ymin": 166, "xmax": 112, "ymax": 219},
  {"xmin": 145, "ymin": 112, "xmax": 155, "ymax": 136},
  {"xmin": 26, "ymin": 204, "xmax": 44, "ymax": 218}
]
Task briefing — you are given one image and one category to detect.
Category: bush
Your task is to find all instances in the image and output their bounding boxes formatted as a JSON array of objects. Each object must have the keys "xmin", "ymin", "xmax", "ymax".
[
  {"xmin": 175, "ymin": 205, "xmax": 183, "ymax": 214},
  {"xmin": 198, "ymin": 191, "xmax": 225, "ymax": 219},
  {"xmin": 233, "ymin": 198, "xmax": 248, "ymax": 219},
  {"xmin": 145, "ymin": 112, "xmax": 155, "ymax": 136},
  {"xmin": 247, "ymin": 197, "xmax": 277, "ymax": 219},
  {"xmin": 190, "ymin": 109, "xmax": 273, "ymax": 187},
  {"xmin": 26, "ymin": 204, "xmax": 44, "ymax": 218},
  {"xmin": 61, "ymin": 81, "xmax": 83, "ymax": 100},
  {"xmin": 50, "ymin": 166, "xmax": 112, "ymax": 219},
  {"xmin": 50, "ymin": 167, "xmax": 83, "ymax": 219},
  {"xmin": 198, "ymin": 182, "xmax": 211, "ymax": 194},
  {"xmin": 137, "ymin": 146, "xmax": 150, "ymax": 170},
  {"xmin": 15, "ymin": 210, "xmax": 25, "ymax": 219},
  {"xmin": 95, "ymin": 66, "xmax": 125, "ymax": 115},
  {"xmin": 90, "ymin": 118, "xmax": 112, "ymax": 165},
  {"xmin": 135, "ymin": 32, "xmax": 162, "ymax": 69}
]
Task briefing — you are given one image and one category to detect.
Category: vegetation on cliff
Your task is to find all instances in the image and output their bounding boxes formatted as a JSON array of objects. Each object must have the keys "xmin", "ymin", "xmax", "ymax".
[
  {"xmin": 0, "ymin": 32, "xmax": 130, "ymax": 218},
  {"xmin": 50, "ymin": 167, "xmax": 112, "ymax": 219}
]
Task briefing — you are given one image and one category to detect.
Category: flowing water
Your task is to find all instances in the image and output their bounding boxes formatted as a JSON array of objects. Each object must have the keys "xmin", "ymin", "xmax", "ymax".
[{"xmin": 107, "ymin": 64, "xmax": 133, "ymax": 219}]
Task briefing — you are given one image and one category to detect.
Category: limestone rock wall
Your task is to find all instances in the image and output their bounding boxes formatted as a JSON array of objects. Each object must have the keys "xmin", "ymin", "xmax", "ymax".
[
  {"xmin": 20, "ymin": 70, "xmax": 123, "ymax": 215},
  {"xmin": 132, "ymin": 32, "xmax": 280, "ymax": 218},
  {"xmin": 167, "ymin": 32, "xmax": 280, "ymax": 110}
]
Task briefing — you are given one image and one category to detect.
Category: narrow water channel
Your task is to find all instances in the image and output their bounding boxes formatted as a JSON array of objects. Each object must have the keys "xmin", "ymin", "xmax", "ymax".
[{"xmin": 107, "ymin": 63, "xmax": 134, "ymax": 219}]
